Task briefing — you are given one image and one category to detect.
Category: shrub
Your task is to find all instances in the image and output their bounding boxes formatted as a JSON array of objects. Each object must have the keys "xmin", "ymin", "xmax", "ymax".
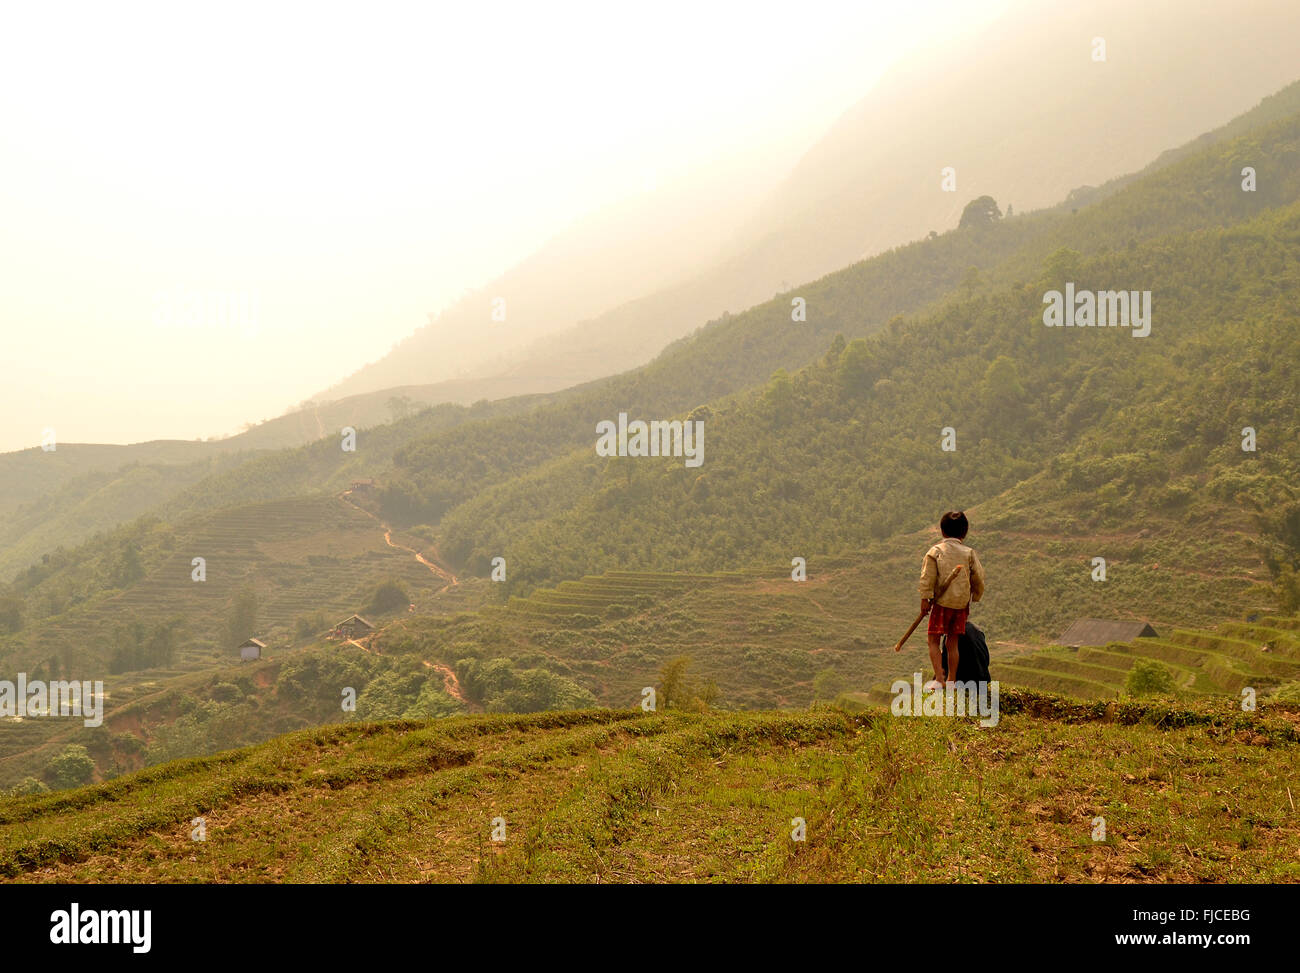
[
  {"xmin": 294, "ymin": 611, "xmax": 327, "ymax": 640},
  {"xmin": 47, "ymin": 744, "xmax": 96, "ymax": 789},
  {"xmin": 1125, "ymin": 659, "xmax": 1176, "ymax": 696},
  {"xmin": 367, "ymin": 579, "xmax": 410, "ymax": 616},
  {"xmin": 209, "ymin": 682, "xmax": 244, "ymax": 703},
  {"xmin": 813, "ymin": 668, "xmax": 849, "ymax": 700}
]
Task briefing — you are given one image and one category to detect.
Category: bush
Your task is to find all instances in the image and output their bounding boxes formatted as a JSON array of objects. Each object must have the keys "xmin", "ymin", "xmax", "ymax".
[
  {"xmin": 209, "ymin": 681, "xmax": 244, "ymax": 703},
  {"xmin": 1125, "ymin": 659, "xmax": 1176, "ymax": 696},
  {"xmin": 403, "ymin": 683, "xmax": 465, "ymax": 719},
  {"xmin": 8, "ymin": 776, "xmax": 49, "ymax": 796},
  {"xmin": 813, "ymin": 668, "xmax": 849, "ymax": 700},
  {"xmin": 47, "ymin": 744, "xmax": 96, "ymax": 789},
  {"xmin": 367, "ymin": 579, "xmax": 410, "ymax": 616},
  {"xmin": 294, "ymin": 611, "xmax": 327, "ymax": 640}
]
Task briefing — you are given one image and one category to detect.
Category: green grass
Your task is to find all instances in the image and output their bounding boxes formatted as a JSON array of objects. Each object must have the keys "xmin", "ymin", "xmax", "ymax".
[{"xmin": 3, "ymin": 691, "xmax": 1296, "ymax": 883}]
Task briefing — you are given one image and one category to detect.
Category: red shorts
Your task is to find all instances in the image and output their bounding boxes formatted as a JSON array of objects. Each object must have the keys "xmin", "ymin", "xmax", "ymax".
[{"xmin": 927, "ymin": 604, "xmax": 968, "ymax": 638}]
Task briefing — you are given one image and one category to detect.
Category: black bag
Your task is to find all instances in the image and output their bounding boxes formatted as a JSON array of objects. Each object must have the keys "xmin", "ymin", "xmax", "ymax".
[{"xmin": 941, "ymin": 621, "xmax": 991, "ymax": 683}]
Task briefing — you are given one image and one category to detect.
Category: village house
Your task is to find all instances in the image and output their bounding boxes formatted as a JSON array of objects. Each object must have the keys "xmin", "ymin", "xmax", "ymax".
[
  {"xmin": 334, "ymin": 614, "xmax": 375, "ymax": 640},
  {"xmin": 238, "ymin": 637, "xmax": 266, "ymax": 662},
  {"xmin": 1056, "ymin": 618, "xmax": 1158, "ymax": 648}
]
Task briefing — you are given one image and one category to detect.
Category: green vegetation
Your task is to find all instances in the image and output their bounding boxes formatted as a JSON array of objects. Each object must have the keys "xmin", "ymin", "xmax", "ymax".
[
  {"xmin": 2, "ymin": 80, "xmax": 1300, "ymax": 809},
  {"xmin": 1125, "ymin": 659, "xmax": 1177, "ymax": 696},
  {"xmin": 47, "ymin": 745, "xmax": 95, "ymax": 790},
  {"xmin": 2, "ymin": 693, "xmax": 1295, "ymax": 883},
  {"xmin": 366, "ymin": 578, "xmax": 410, "ymax": 616}
]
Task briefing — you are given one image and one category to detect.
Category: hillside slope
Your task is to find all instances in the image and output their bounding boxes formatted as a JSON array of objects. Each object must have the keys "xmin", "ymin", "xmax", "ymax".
[
  {"xmin": 2, "ymin": 696, "xmax": 1297, "ymax": 883},
  {"xmin": 313, "ymin": 0, "xmax": 1300, "ymax": 406},
  {"xmin": 6, "ymin": 76, "xmax": 1299, "ymax": 586}
]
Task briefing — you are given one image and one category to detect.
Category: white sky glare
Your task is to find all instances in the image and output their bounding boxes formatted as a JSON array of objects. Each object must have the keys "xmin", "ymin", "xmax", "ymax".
[{"xmin": 0, "ymin": 0, "xmax": 1007, "ymax": 452}]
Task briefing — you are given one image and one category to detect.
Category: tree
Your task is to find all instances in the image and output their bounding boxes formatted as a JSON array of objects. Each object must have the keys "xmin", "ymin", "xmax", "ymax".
[
  {"xmin": 8, "ymin": 776, "xmax": 49, "ymax": 796},
  {"xmin": 367, "ymin": 578, "xmax": 410, "ymax": 615},
  {"xmin": 958, "ymin": 195, "xmax": 1002, "ymax": 229},
  {"xmin": 387, "ymin": 395, "xmax": 416, "ymax": 422},
  {"xmin": 1043, "ymin": 246, "xmax": 1082, "ymax": 282},
  {"xmin": 403, "ymin": 682, "xmax": 464, "ymax": 719},
  {"xmin": 295, "ymin": 611, "xmax": 327, "ymax": 640},
  {"xmin": 110, "ymin": 543, "xmax": 144, "ymax": 588},
  {"xmin": 1275, "ymin": 565, "xmax": 1300, "ymax": 614},
  {"xmin": 657, "ymin": 656, "xmax": 717, "ymax": 712},
  {"xmin": 836, "ymin": 338, "xmax": 876, "ymax": 393},
  {"xmin": 759, "ymin": 369, "xmax": 794, "ymax": 423},
  {"xmin": 145, "ymin": 617, "xmax": 183, "ymax": 667},
  {"xmin": 224, "ymin": 586, "xmax": 259, "ymax": 646},
  {"xmin": 1125, "ymin": 659, "xmax": 1176, "ymax": 696},
  {"xmin": 981, "ymin": 355, "xmax": 1026, "ymax": 421},
  {"xmin": 0, "ymin": 594, "xmax": 22, "ymax": 634},
  {"xmin": 48, "ymin": 744, "xmax": 95, "ymax": 789}
]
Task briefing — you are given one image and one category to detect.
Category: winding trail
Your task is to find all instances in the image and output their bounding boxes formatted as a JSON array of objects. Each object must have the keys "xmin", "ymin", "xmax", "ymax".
[
  {"xmin": 339, "ymin": 488, "xmax": 459, "ymax": 594},
  {"xmin": 428, "ymin": 663, "xmax": 469, "ymax": 705},
  {"xmin": 338, "ymin": 488, "xmax": 476, "ymax": 710},
  {"xmin": 383, "ymin": 529, "xmax": 458, "ymax": 594}
]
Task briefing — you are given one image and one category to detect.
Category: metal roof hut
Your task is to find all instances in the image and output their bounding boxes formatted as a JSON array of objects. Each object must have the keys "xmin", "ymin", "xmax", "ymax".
[
  {"xmin": 335, "ymin": 615, "xmax": 375, "ymax": 639},
  {"xmin": 238, "ymin": 637, "xmax": 266, "ymax": 662},
  {"xmin": 1057, "ymin": 618, "xmax": 1158, "ymax": 648}
]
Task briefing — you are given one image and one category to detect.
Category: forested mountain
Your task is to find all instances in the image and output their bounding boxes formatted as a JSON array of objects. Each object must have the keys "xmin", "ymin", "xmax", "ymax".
[
  {"xmin": 308, "ymin": 0, "xmax": 1300, "ymax": 408},
  {"xmin": 5, "ymin": 57, "xmax": 1297, "ymax": 585},
  {"xmin": 3, "ymin": 78, "xmax": 1300, "ymax": 795}
]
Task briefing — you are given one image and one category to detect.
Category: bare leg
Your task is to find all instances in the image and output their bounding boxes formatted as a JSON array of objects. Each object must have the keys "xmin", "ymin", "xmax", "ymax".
[
  {"xmin": 945, "ymin": 638, "xmax": 960, "ymax": 683},
  {"xmin": 927, "ymin": 633, "xmax": 944, "ymax": 682}
]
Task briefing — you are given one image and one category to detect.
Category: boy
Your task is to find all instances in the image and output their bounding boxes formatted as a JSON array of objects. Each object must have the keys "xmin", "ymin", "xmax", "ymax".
[{"xmin": 918, "ymin": 511, "xmax": 986, "ymax": 688}]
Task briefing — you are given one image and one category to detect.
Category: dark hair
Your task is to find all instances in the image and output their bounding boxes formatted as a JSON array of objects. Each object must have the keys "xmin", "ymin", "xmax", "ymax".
[{"xmin": 940, "ymin": 510, "xmax": 969, "ymax": 539}]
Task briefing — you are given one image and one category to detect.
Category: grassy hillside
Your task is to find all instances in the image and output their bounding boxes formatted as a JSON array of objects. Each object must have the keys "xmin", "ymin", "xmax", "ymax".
[
  {"xmin": 2, "ymin": 694, "xmax": 1297, "ymax": 883},
  {"xmin": 0, "ymin": 391, "xmax": 559, "ymax": 583},
  {"xmin": 3, "ymin": 84, "xmax": 1300, "ymax": 801},
  {"xmin": 377, "ymin": 94, "xmax": 1300, "ymax": 575},
  {"xmin": 432, "ymin": 197, "xmax": 1300, "ymax": 599},
  {"xmin": 5, "ymin": 81, "xmax": 1298, "ymax": 586},
  {"xmin": 850, "ymin": 613, "xmax": 1300, "ymax": 706}
]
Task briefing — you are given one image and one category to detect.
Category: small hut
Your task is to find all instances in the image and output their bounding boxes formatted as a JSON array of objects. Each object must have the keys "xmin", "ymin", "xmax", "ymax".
[
  {"xmin": 1057, "ymin": 619, "xmax": 1158, "ymax": 648},
  {"xmin": 335, "ymin": 615, "xmax": 375, "ymax": 639},
  {"xmin": 238, "ymin": 637, "xmax": 266, "ymax": 662}
]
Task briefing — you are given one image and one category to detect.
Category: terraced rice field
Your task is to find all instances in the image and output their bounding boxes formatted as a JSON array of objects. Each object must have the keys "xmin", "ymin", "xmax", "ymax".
[
  {"xmin": 7, "ymin": 497, "xmax": 451, "ymax": 675},
  {"xmin": 861, "ymin": 614, "xmax": 1300, "ymax": 705},
  {"xmin": 3, "ymin": 692, "xmax": 1297, "ymax": 883}
]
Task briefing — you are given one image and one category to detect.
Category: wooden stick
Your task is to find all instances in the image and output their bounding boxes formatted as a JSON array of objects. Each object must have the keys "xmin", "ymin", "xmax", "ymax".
[{"xmin": 892, "ymin": 565, "xmax": 964, "ymax": 653}]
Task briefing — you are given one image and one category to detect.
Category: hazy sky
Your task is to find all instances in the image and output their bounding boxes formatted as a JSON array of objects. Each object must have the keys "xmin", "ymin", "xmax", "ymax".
[{"xmin": 0, "ymin": 0, "xmax": 1007, "ymax": 452}]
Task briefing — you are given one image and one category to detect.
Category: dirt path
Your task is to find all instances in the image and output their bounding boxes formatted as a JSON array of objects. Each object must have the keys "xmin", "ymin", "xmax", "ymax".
[
  {"xmin": 383, "ymin": 529, "xmax": 458, "ymax": 593},
  {"xmin": 337, "ymin": 489, "xmax": 478, "ymax": 710},
  {"xmin": 338, "ymin": 489, "xmax": 459, "ymax": 594},
  {"xmin": 429, "ymin": 663, "xmax": 469, "ymax": 705}
]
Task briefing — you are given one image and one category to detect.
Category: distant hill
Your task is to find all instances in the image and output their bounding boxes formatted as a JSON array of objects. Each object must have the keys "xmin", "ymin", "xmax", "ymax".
[
  {"xmin": 313, "ymin": 0, "xmax": 1300, "ymax": 407},
  {"xmin": 4, "ymin": 76, "xmax": 1300, "ymax": 800}
]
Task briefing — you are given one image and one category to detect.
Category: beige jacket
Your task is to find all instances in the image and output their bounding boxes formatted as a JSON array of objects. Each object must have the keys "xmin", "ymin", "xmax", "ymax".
[{"xmin": 918, "ymin": 537, "xmax": 986, "ymax": 609}]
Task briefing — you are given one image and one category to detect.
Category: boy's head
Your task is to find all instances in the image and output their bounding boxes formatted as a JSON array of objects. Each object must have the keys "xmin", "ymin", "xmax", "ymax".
[{"xmin": 940, "ymin": 510, "xmax": 969, "ymax": 540}]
